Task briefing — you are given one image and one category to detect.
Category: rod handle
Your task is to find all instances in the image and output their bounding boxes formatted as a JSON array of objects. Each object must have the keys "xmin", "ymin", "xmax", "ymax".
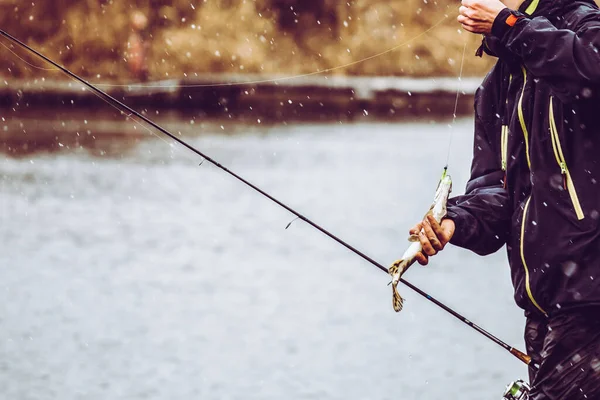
[{"xmin": 510, "ymin": 347, "xmax": 534, "ymax": 368}]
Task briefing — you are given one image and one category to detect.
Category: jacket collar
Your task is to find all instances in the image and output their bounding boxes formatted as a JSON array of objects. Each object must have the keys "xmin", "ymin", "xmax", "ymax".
[{"xmin": 519, "ymin": 0, "xmax": 598, "ymax": 19}]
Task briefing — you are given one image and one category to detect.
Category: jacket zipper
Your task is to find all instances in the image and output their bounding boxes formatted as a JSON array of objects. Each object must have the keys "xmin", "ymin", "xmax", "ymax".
[
  {"xmin": 549, "ymin": 97, "xmax": 585, "ymax": 220},
  {"xmin": 501, "ymin": 125, "xmax": 508, "ymax": 188},
  {"xmin": 520, "ymin": 197, "xmax": 548, "ymax": 316},
  {"xmin": 517, "ymin": 69, "xmax": 547, "ymax": 316},
  {"xmin": 501, "ymin": 74, "xmax": 512, "ymax": 188},
  {"xmin": 518, "ymin": 67, "xmax": 532, "ymax": 169}
]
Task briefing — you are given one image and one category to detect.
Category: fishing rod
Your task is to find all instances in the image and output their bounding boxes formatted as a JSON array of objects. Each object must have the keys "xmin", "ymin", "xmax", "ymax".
[{"xmin": 0, "ymin": 28, "xmax": 535, "ymax": 371}]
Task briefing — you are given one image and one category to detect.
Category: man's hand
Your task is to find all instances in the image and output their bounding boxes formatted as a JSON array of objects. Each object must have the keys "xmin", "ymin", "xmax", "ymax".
[
  {"xmin": 458, "ymin": 0, "xmax": 508, "ymax": 34},
  {"xmin": 410, "ymin": 214, "xmax": 456, "ymax": 266}
]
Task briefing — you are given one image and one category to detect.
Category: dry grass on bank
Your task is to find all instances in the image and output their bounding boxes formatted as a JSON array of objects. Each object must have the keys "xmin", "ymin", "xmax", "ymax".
[{"xmin": 0, "ymin": 0, "xmax": 494, "ymax": 81}]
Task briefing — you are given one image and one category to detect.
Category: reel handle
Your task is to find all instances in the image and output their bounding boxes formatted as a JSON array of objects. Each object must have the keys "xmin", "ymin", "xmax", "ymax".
[{"xmin": 502, "ymin": 379, "xmax": 530, "ymax": 400}]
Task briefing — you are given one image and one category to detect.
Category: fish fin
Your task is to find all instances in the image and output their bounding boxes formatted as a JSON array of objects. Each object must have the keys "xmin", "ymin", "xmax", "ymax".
[
  {"xmin": 390, "ymin": 259, "xmax": 408, "ymax": 311},
  {"xmin": 407, "ymin": 234, "xmax": 419, "ymax": 242},
  {"xmin": 392, "ymin": 284, "xmax": 404, "ymax": 312},
  {"xmin": 389, "ymin": 259, "xmax": 403, "ymax": 276}
]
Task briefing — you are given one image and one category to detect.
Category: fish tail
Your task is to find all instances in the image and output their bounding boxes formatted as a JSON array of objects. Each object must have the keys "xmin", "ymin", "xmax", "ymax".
[
  {"xmin": 389, "ymin": 259, "xmax": 406, "ymax": 311},
  {"xmin": 392, "ymin": 284, "xmax": 404, "ymax": 312}
]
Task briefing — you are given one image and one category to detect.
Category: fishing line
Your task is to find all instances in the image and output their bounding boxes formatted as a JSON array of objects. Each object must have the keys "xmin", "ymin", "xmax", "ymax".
[
  {"xmin": 445, "ymin": 41, "xmax": 467, "ymax": 168},
  {"xmin": 1, "ymin": 15, "xmax": 451, "ymax": 89},
  {"xmin": 77, "ymin": 84, "xmax": 174, "ymax": 148},
  {"xmin": 0, "ymin": 28, "xmax": 535, "ymax": 370},
  {"xmin": 0, "ymin": 39, "xmax": 173, "ymax": 146},
  {"xmin": 0, "ymin": 41, "xmax": 56, "ymax": 71},
  {"xmin": 95, "ymin": 15, "xmax": 451, "ymax": 89}
]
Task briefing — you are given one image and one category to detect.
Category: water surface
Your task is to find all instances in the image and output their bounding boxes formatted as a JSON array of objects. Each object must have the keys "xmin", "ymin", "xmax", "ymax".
[{"xmin": 1, "ymin": 119, "xmax": 527, "ymax": 399}]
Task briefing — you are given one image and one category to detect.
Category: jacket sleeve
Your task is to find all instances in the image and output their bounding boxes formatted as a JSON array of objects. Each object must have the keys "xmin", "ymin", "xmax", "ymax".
[
  {"xmin": 446, "ymin": 114, "xmax": 512, "ymax": 256},
  {"xmin": 491, "ymin": 7, "xmax": 600, "ymax": 84}
]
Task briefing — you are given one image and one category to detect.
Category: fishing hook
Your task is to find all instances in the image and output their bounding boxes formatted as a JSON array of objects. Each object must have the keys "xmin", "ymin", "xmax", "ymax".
[{"xmin": 285, "ymin": 217, "xmax": 300, "ymax": 230}]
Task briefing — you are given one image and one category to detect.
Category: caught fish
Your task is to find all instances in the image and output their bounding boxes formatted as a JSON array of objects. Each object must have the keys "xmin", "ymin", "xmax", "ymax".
[{"xmin": 389, "ymin": 169, "xmax": 452, "ymax": 312}]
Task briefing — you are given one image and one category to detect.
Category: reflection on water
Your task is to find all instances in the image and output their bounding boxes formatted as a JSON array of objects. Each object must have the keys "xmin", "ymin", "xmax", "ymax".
[{"xmin": 0, "ymin": 120, "xmax": 526, "ymax": 400}]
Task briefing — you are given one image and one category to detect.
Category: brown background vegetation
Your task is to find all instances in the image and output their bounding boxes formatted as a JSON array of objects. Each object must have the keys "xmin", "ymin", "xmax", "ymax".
[{"xmin": 1, "ymin": 0, "xmax": 498, "ymax": 81}]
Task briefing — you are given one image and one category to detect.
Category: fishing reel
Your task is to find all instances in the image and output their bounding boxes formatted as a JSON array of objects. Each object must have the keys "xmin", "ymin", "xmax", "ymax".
[{"xmin": 502, "ymin": 379, "xmax": 530, "ymax": 400}]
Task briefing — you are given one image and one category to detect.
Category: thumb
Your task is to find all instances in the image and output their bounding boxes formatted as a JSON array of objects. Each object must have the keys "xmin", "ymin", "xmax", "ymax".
[{"xmin": 441, "ymin": 219, "xmax": 456, "ymax": 240}]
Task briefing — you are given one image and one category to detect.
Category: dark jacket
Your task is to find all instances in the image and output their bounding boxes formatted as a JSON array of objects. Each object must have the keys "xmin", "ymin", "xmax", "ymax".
[
  {"xmin": 447, "ymin": 0, "xmax": 600, "ymax": 317},
  {"xmin": 525, "ymin": 309, "xmax": 600, "ymax": 398}
]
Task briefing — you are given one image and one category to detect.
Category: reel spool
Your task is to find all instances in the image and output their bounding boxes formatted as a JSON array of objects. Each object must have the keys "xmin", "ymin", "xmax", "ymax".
[{"xmin": 502, "ymin": 379, "xmax": 530, "ymax": 400}]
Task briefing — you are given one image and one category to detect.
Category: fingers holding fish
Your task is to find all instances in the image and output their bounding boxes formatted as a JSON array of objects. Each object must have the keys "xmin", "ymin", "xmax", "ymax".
[
  {"xmin": 423, "ymin": 218, "xmax": 444, "ymax": 251},
  {"xmin": 415, "ymin": 251, "xmax": 429, "ymax": 266},
  {"xmin": 419, "ymin": 227, "xmax": 438, "ymax": 257},
  {"xmin": 426, "ymin": 215, "xmax": 456, "ymax": 247}
]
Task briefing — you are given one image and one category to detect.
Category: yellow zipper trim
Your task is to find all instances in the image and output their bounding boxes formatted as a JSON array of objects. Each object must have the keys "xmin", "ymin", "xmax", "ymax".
[
  {"xmin": 520, "ymin": 198, "xmax": 548, "ymax": 316},
  {"xmin": 518, "ymin": 67, "xmax": 532, "ymax": 168},
  {"xmin": 501, "ymin": 125, "xmax": 508, "ymax": 171},
  {"xmin": 525, "ymin": 0, "xmax": 540, "ymax": 15},
  {"xmin": 501, "ymin": 74, "xmax": 512, "ymax": 172},
  {"xmin": 549, "ymin": 97, "xmax": 585, "ymax": 220}
]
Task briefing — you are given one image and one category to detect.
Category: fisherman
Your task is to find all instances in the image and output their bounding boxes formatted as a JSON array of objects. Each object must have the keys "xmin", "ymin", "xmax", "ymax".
[
  {"xmin": 127, "ymin": 10, "xmax": 150, "ymax": 81},
  {"xmin": 411, "ymin": 0, "xmax": 600, "ymax": 398}
]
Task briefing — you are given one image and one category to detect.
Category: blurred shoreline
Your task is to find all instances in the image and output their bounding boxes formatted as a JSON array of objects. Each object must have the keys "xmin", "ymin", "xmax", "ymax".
[
  {"xmin": 2, "ymin": 74, "xmax": 479, "ymax": 154},
  {"xmin": 2, "ymin": 74, "xmax": 479, "ymax": 116},
  {"xmin": 0, "ymin": 1, "xmax": 493, "ymax": 80}
]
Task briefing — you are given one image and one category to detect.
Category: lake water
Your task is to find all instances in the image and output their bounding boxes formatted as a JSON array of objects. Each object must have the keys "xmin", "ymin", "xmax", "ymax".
[{"xmin": 0, "ymin": 119, "xmax": 527, "ymax": 399}]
